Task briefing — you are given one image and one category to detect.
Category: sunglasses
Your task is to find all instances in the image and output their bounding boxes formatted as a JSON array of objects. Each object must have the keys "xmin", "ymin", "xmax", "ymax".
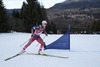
[{"xmin": 44, "ymin": 23, "xmax": 47, "ymax": 26}]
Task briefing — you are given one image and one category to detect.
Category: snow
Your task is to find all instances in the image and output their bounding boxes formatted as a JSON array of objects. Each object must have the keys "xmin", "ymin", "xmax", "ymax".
[{"xmin": 0, "ymin": 32, "xmax": 100, "ymax": 67}]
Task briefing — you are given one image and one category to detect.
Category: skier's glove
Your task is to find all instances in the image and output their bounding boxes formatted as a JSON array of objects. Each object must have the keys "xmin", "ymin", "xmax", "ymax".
[
  {"xmin": 45, "ymin": 33, "xmax": 48, "ymax": 36},
  {"xmin": 31, "ymin": 34, "xmax": 34, "ymax": 37}
]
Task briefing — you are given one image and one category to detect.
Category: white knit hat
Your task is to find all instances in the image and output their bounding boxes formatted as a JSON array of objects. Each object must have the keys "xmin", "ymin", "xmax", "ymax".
[{"xmin": 42, "ymin": 20, "xmax": 47, "ymax": 24}]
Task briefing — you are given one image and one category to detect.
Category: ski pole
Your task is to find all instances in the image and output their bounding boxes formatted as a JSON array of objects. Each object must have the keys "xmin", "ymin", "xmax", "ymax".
[
  {"xmin": 36, "ymin": 35, "xmax": 47, "ymax": 47},
  {"xmin": 20, "ymin": 38, "xmax": 30, "ymax": 47}
]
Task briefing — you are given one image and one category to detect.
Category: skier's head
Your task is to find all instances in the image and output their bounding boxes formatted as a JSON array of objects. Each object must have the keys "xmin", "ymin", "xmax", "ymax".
[
  {"xmin": 42, "ymin": 20, "xmax": 47, "ymax": 27},
  {"xmin": 42, "ymin": 20, "xmax": 47, "ymax": 25}
]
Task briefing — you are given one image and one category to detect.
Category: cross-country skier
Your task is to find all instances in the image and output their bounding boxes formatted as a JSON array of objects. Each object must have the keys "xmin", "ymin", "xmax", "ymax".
[{"xmin": 21, "ymin": 20, "xmax": 48, "ymax": 54}]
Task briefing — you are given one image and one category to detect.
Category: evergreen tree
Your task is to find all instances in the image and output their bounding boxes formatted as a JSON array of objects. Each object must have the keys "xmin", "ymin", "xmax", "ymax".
[
  {"xmin": 12, "ymin": 10, "xmax": 20, "ymax": 18},
  {"xmin": 91, "ymin": 20, "xmax": 100, "ymax": 33},
  {"xmin": 21, "ymin": 0, "xmax": 48, "ymax": 32},
  {"xmin": 50, "ymin": 22, "xmax": 57, "ymax": 34},
  {"xmin": 46, "ymin": 21, "xmax": 57, "ymax": 34},
  {"xmin": 9, "ymin": 9, "xmax": 25, "ymax": 32},
  {"xmin": 0, "ymin": 0, "xmax": 9, "ymax": 32}
]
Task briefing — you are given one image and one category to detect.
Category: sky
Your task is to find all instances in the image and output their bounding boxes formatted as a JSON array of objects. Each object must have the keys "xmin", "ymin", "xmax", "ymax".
[{"xmin": 3, "ymin": 0, "xmax": 65, "ymax": 9}]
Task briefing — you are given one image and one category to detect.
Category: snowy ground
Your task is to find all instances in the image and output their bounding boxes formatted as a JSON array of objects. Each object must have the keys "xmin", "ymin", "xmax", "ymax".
[{"xmin": 0, "ymin": 32, "xmax": 100, "ymax": 67}]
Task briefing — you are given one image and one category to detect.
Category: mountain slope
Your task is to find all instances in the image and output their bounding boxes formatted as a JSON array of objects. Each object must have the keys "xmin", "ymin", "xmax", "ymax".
[
  {"xmin": 47, "ymin": 0, "xmax": 100, "ymax": 33},
  {"xmin": 50, "ymin": 0, "xmax": 100, "ymax": 9}
]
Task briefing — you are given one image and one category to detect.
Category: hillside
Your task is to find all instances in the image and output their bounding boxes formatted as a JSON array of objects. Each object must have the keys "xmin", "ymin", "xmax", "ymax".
[
  {"xmin": 6, "ymin": 0, "xmax": 100, "ymax": 34},
  {"xmin": 50, "ymin": 0, "xmax": 100, "ymax": 9},
  {"xmin": 47, "ymin": 0, "xmax": 100, "ymax": 33}
]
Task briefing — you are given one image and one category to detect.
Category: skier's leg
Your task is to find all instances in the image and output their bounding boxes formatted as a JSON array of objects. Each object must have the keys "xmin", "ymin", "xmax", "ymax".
[
  {"xmin": 37, "ymin": 37, "xmax": 45, "ymax": 54},
  {"xmin": 44, "ymin": 42, "xmax": 47, "ymax": 50},
  {"xmin": 22, "ymin": 37, "xmax": 35, "ymax": 51}
]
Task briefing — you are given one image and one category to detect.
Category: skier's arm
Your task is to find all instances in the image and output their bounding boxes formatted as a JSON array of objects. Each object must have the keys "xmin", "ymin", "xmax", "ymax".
[
  {"xmin": 43, "ymin": 30, "xmax": 48, "ymax": 36},
  {"xmin": 31, "ymin": 25, "xmax": 40, "ymax": 37},
  {"xmin": 31, "ymin": 27, "xmax": 35, "ymax": 37}
]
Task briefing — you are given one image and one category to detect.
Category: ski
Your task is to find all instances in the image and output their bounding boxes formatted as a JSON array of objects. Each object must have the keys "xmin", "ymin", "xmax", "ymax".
[
  {"xmin": 26, "ymin": 53, "xmax": 68, "ymax": 59},
  {"xmin": 4, "ymin": 51, "xmax": 25, "ymax": 61}
]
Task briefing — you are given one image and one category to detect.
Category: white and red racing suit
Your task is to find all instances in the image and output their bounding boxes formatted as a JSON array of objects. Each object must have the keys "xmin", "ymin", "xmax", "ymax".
[{"xmin": 22, "ymin": 25, "xmax": 47, "ymax": 53}]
